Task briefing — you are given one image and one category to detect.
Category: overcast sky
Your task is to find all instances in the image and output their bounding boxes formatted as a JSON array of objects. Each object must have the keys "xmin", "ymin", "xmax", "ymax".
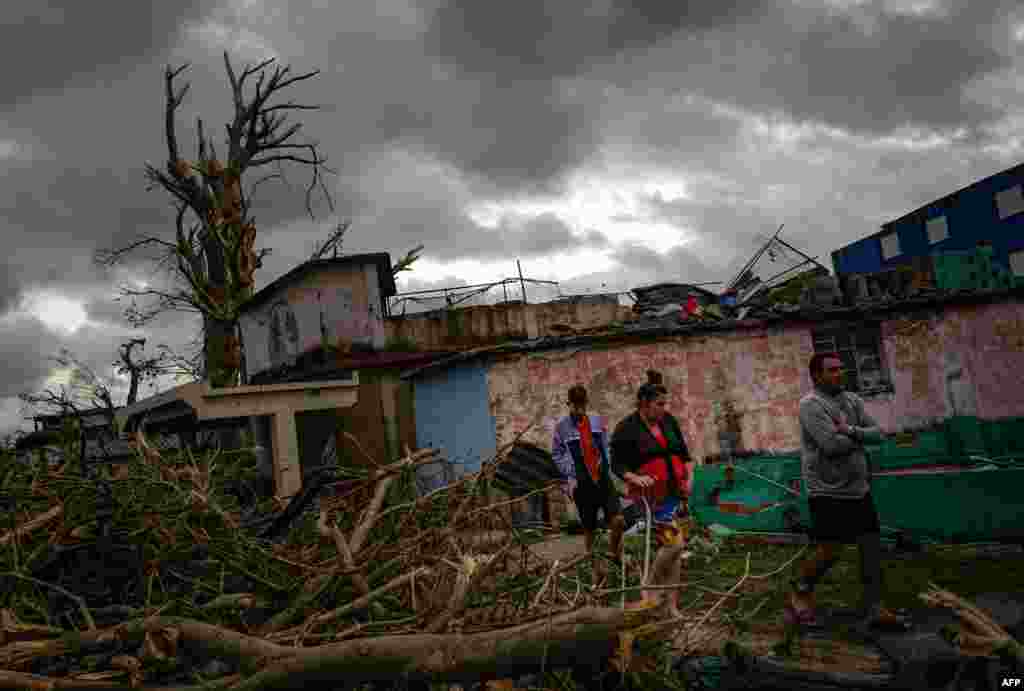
[{"xmin": 1, "ymin": 0, "xmax": 1023, "ymax": 437}]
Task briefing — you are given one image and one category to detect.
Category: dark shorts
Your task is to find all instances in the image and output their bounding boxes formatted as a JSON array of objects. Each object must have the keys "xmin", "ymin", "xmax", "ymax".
[
  {"xmin": 573, "ymin": 479, "xmax": 622, "ymax": 532},
  {"xmin": 808, "ymin": 492, "xmax": 880, "ymax": 543}
]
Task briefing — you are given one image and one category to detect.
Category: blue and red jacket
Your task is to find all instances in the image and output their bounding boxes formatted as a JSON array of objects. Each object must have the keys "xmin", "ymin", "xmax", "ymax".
[{"xmin": 551, "ymin": 414, "xmax": 611, "ymax": 488}]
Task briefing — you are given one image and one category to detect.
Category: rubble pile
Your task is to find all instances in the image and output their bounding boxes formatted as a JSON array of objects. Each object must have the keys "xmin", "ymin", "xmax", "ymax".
[{"xmin": 0, "ymin": 430, "xmax": 690, "ymax": 690}]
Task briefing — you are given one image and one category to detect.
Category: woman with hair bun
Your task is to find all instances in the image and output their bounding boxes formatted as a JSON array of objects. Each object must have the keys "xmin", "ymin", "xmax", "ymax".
[{"xmin": 611, "ymin": 370, "xmax": 692, "ymax": 611}]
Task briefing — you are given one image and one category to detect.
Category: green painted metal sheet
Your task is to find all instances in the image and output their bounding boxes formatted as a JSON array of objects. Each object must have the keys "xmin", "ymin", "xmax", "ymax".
[
  {"xmin": 983, "ymin": 418, "xmax": 1024, "ymax": 457},
  {"xmin": 870, "ymin": 466, "xmax": 1024, "ymax": 542},
  {"xmin": 690, "ymin": 451, "xmax": 1024, "ymax": 543},
  {"xmin": 874, "ymin": 429, "xmax": 949, "ymax": 463},
  {"xmin": 946, "ymin": 416, "xmax": 988, "ymax": 457}
]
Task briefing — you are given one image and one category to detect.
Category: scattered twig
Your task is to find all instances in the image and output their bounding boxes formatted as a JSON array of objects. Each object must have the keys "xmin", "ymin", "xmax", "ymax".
[{"xmin": 1, "ymin": 573, "xmax": 95, "ymax": 631}]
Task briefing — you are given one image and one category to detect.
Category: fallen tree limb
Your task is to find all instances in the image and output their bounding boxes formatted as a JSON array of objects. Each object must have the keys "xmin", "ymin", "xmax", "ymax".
[
  {"xmin": 427, "ymin": 542, "xmax": 517, "ymax": 634},
  {"xmin": 1, "ymin": 604, "xmax": 666, "ymax": 689},
  {"xmin": 234, "ymin": 605, "xmax": 663, "ymax": 689},
  {"xmin": 2, "ymin": 572, "xmax": 96, "ymax": 631},
  {"xmin": 316, "ymin": 509, "xmax": 369, "ymax": 596},
  {"xmin": 920, "ymin": 583, "xmax": 1024, "ymax": 664},
  {"xmin": 532, "ymin": 554, "xmax": 587, "ymax": 609},
  {"xmin": 0, "ymin": 504, "xmax": 63, "ymax": 546},
  {"xmin": 312, "ymin": 567, "xmax": 430, "ymax": 631}
]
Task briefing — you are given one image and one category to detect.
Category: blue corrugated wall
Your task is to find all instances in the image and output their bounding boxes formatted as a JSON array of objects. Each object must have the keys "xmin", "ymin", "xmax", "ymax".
[
  {"xmin": 412, "ymin": 360, "xmax": 497, "ymax": 491},
  {"xmin": 834, "ymin": 165, "xmax": 1024, "ymax": 275}
]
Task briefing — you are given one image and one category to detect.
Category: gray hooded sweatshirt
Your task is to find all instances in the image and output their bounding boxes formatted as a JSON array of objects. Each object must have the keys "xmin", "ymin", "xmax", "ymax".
[{"xmin": 799, "ymin": 386, "xmax": 883, "ymax": 499}]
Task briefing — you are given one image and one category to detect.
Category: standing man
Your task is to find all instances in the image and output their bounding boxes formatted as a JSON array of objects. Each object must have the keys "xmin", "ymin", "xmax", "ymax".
[
  {"xmin": 611, "ymin": 371, "xmax": 691, "ymax": 613},
  {"xmin": 789, "ymin": 353, "xmax": 909, "ymax": 631},
  {"xmin": 552, "ymin": 384, "xmax": 625, "ymax": 559}
]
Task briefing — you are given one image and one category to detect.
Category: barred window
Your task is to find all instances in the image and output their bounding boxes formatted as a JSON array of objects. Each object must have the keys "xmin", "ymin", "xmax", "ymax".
[{"xmin": 812, "ymin": 323, "xmax": 892, "ymax": 395}]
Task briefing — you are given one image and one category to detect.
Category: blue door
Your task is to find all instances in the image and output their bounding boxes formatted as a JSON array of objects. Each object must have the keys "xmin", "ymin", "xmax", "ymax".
[{"xmin": 413, "ymin": 361, "xmax": 497, "ymax": 491}]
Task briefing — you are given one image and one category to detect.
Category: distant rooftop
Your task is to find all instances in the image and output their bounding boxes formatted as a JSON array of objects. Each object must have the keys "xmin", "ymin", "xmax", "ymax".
[{"xmin": 242, "ymin": 254, "xmax": 396, "ymax": 313}]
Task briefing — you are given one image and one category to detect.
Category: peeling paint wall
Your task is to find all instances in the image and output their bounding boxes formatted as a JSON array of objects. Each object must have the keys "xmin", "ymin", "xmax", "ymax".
[
  {"xmin": 485, "ymin": 298, "xmax": 1024, "ymax": 466},
  {"xmin": 873, "ymin": 300, "xmax": 1024, "ymax": 427},
  {"xmin": 239, "ymin": 265, "xmax": 386, "ymax": 380},
  {"xmin": 486, "ymin": 327, "xmax": 813, "ymax": 465}
]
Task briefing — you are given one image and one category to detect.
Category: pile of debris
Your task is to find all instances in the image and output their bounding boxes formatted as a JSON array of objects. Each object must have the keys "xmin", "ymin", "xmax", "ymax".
[
  {"xmin": 632, "ymin": 283, "xmax": 722, "ymax": 322},
  {"xmin": 0, "ymin": 428, "xmax": 695, "ymax": 689}
]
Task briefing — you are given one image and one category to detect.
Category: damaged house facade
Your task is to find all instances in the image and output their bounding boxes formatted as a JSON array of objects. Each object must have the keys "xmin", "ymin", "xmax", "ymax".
[
  {"xmin": 117, "ymin": 254, "xmax": 427, "ymax": 500},
  {"xmin": 402, "ymin": 288, "xmax": 1024, "ymax": 521}
]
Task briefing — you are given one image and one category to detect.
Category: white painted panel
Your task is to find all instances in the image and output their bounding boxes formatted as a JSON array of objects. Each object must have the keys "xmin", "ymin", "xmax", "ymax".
[
  {"xmin": 996, "ymin": 185, "xmax": 1024, "ymax": 220},
  {"xmin": 1010, "ymin": 249, "xmax": 1024, "ymax": 277},
  {"xmin": 926, "ymin": 215, "xmax": 948, "ymax": 244},
  {"xmin": 880, "ymin": 232, "xmax": 901, "ymax": 260}
]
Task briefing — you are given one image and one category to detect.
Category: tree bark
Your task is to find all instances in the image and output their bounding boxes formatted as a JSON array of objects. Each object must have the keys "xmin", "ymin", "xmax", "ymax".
[{"xmin": 0, "ymin": 606, "xmax": 661, "ymax": 689}]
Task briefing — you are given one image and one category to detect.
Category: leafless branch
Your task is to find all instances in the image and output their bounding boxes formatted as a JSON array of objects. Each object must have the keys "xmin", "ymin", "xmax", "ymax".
[
  {"xmin": 263, "ymin": 102, "xmax": 321, "ymax": 114},
  {"xmin": 94, "ymin": 236, "xmax": 178, "ymax": 267},
  {"xmin": 163, "ymin": 63, "xmax": 190, "ymax": 171},
  {"xmin": 249, "ymin": 153, "xmax": 326, "ymax": 167},
  {"xmin": 310, "ymin": 220, "xmax": 350, "ymax": 260}
]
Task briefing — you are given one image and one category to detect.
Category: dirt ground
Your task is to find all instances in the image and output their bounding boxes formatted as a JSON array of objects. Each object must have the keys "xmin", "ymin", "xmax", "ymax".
[{"xmin": 528, "ymin": 534, "xmax": 588, "ymax": 561}]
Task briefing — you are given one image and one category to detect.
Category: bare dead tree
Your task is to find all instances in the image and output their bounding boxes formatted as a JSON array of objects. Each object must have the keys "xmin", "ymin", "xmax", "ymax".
[
  {"xmin": 96, "ymin": 52, "xmax": 334, "ymax": 388},
  {"xmin": 18, "ymin": 349, "xmax": 121, "ymax": 469},
  {"xmin": 19, "ymin": 350, "xmax": 116, "ymax": 423},
  {"xmin": 114, "ymin": 338, "xmax": 165, "ymax": 406}
]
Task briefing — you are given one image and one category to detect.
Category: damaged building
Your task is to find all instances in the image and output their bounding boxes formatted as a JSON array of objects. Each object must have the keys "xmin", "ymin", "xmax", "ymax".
[{"xmin": 401, "ymin": 284, "xmax": 1024, "ymax": 522}]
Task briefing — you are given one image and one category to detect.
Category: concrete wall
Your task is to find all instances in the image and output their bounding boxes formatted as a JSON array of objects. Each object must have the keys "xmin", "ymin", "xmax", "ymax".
[
  {"xmin": 487, "ymin": 326, "xmax": 813, "ymax": 467},
  {"xmin": 297, "ymin": 371, "xmax": 417, "ymax": 471},
  {"xmin": 869, "ymin": 299, "xmax": 1024, "ymax": 429},
  {"xmin": 240, "ymin": 264, "xmax": 387, "ymax": 380},
  {"xmin": 486, "ymin": 298, "xmax": 1024, "ymax": 464},
  {"xmin": 385, "ymin": 301, "xmax": 634, "ymax": 352}
]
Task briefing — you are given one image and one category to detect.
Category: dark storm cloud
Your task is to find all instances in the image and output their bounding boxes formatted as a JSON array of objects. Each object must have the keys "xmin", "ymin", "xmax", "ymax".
[
  {"xmin": 0, "ymin": 317, "xmax": 59, "ymax": 398},
  {"xmin": 780, "ymin": 2, "xmax": 1012, "ymax": 133},
  {"xmin": 428, "ymin": 0, "xmax": 764, "ymax": 81},
  {"xmin": 505, "ymin": 213, "xmax": 605, "ymax": 257},
  {"xmin": 0, "ymin": 2, "xmax": 211, "ymax": 107},
  {"xmin": 610, "ymin": 243, "xmax": 717, "ymax": 283},
  {"xmin": 407, "ymin": 79, "xmax": 594, "ymax": 193},
  {"xmin": 0, "ymin": 264, "xmax": 24, "ymax": 317},
  {"xmin": 420, "ymin": 0, "xmax": 767, "ymax": 189},
  {"xmin": 623, "ymin": 0, "xmax": 1020, "ymax": 138}
]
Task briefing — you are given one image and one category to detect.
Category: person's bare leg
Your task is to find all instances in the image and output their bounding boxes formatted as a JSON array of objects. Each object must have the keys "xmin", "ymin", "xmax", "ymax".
[
  {"xmin": 644, "ymin": 543, "xmax": 684, "ymax": 616},
  {"xmin": 665, "ymin": 549, "xmax": 683, "ymax": 618},
  {"xmin": 583, "ymin": 529, "xmax": 595, "ymax": 554},
  {"xmin": 608, "ymin": 514, "xmax": 625, "ymax": 560}
]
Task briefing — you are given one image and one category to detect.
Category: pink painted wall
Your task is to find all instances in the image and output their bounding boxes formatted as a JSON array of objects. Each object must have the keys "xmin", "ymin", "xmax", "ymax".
[
  {"xmin": 871, "ymin": 300, "xmax": 1024, "ymax": 428},
  {"xmin": 487, "ymin": 326, "xmax": 814, "ymax": 465},
  {"xmin": 486, "ymin": 298, "xmax": 1024, "ymax": 464}
]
